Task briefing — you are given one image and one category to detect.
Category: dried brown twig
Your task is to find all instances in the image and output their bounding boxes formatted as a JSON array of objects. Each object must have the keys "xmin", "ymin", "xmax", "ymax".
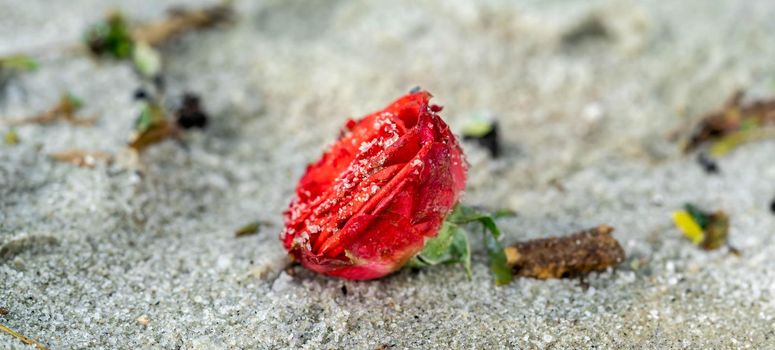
[
  {"xmin": 1, "ymin": 93, "xmax": 96, "ymax": 127},
  {"xmin": 131, "ymin": 3, "xmax": 233, "ymax": 46},
  {"xmin": 0, "ymin": 323, "xmax": 49, "ymax": 350},
  {"xmin": 49, "ymin": 149, "xmax": 113, "ymax": 168},
  {"xmin": 505, "ymin": 225, "xmax": 625, "ymax": 279}
]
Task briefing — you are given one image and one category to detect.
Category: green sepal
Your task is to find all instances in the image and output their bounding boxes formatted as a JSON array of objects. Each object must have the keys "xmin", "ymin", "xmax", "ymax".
[
  {"xmin": 410, "ymin": 204, "xmax": 513, "ymax": 285},
  {"xmin": 408, "ymin": 221, "xmax": 472, "ymax": 278}
]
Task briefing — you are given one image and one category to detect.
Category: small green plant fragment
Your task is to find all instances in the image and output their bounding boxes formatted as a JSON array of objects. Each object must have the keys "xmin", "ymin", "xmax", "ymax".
[
  {"xmin": 672, "ymin": 203, "xmax": 731, "ymax": 251},
  {"xmin": 235, "ymin": 221, "xmax": 269, "ymax": 237},
  {"xmin": 672, "ymin": 210, "xmax": 704, "ymax": 245},
  {"xmin": 0, "ymin": 55, "xmax": 39, "ymax": 72},
  {"xmin": 684, "ymin": 203, "xmax": 710, "ymax": 229},
  {"xmin": 4, "ymin": 129, "xmax": 19, "ymax": 145},
  {"xmin": 461, "ymin": 115, "xmax": 501, "ymax": 157},
  {"xmin": 462, "ymin": 117, "xmax": 494, "ymax": 138},
  {"xmin": 85, "ymin": 12, "xmax": 134, "ymax": 59},
  {"xmin": 128, "ymin": 93, "xmax": 209, "ymax": 155},
  {"xmin": 129, "ymin": 101, "xmax": 176, "ymax": 152},
  {"xmin": 132, "ymin": 41, "xmax": 162, "ymax": 77}
]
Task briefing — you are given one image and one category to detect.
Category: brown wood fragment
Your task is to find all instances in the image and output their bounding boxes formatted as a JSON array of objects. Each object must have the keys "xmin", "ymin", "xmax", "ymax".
[
  {"xmin": 505, "ymin": 225, "xmax": 625, "ymax": 279},
  {"xmin": 49, "ymin": 149, "xmax": 113, "ymax": 168}
]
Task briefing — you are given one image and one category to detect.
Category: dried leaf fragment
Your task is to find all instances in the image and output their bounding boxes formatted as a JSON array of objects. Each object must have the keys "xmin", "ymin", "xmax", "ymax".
[
  {"xmin": 672, "ymin": 203, "xmax": 730, "ymax": 250},
  {"xmin": 1, "ymin": 93, "xmax": 96, "ymax": 127},
  {"xmin": 128, "ymin": 102, "xmax": 177, "ymax": 153},
  {"xmin": 49, "ymin": 149, "xmax": 113, "ymax": 168},
  {"xmin": 235, "ymin": 221, "xmax": 270, "ymax": 237},
  {"xmin": 684, "ymin": 91, "xmax": 775, "ymax": 154},
  {"xmin": 505, "ymin": 225, "xmax": 625, "ymax": 279},
  {"xmin": 132, "ymin": 3, "xmax": 233, "ymax": 46}
]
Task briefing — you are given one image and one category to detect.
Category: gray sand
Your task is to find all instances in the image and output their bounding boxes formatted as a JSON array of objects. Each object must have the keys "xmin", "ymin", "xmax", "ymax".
[{"xmin": 2, "ymin": 0, "xmax": 775, "ymax": 348}]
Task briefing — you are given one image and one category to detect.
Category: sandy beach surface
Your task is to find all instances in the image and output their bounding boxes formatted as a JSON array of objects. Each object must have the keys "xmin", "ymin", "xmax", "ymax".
[{"xmin": 2, "ymin": 0, "xmax": 774, "ymax": 348}]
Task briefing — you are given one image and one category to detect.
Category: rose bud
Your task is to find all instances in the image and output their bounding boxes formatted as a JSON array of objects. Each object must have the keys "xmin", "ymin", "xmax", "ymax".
[{"xmin": 281, "ymin": 90, "xmax": 467, "ymax": 280}]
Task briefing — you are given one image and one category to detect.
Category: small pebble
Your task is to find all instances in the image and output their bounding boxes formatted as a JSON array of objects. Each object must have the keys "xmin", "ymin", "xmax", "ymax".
[
  {"xmin": 697, "ymin": 152, "xmax": 719, "ymax": 174},
  {"xmin": 136, "ymin": 314, "xmax": 150, "ymax": 326}
]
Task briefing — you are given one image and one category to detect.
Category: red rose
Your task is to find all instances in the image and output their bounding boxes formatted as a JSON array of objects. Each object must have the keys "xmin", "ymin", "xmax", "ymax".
[{"xmin": 281, "ymin": 91, "xmax": 467, "ymax": 280}]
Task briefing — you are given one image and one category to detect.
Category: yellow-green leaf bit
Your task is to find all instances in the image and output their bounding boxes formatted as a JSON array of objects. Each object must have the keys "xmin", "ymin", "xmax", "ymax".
[
  {"xmin": 672, "ymin": 203, "xmax": 731, "ymax": 250},
  {"xmin": 0, "ymin": 55, "xmax": 39, "ymax": 72}
]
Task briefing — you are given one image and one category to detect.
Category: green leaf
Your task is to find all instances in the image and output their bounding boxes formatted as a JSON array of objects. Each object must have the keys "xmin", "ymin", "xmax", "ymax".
[
  {"xmin": 448, "ymin": 205, "xmax": 513, "ymax": 285},
  {"xmin": 482, "ymin": 223, "xmax": 512, "ymax": 285},
  {"xmin": 85, "ymin": 12, "xmax": 134, "ymax": 59},
  {"xmin": 449, "ymin": 226, "xmax": 472, "ymax": 278}
]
